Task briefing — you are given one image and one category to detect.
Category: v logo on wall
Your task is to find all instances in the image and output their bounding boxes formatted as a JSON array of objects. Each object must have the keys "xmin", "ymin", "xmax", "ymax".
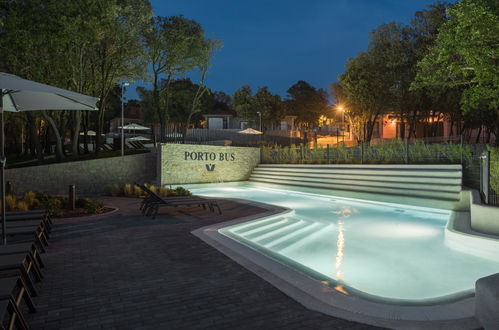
[{"xmin": 205, "ymin": 164, "xmax": 216, "ymax": 172}]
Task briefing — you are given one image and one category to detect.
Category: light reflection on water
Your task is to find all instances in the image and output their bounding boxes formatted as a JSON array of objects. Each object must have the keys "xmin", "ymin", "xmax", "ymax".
[{"xmin": 194, "ymin": 185, "xmax": 499, "ymax": 301}]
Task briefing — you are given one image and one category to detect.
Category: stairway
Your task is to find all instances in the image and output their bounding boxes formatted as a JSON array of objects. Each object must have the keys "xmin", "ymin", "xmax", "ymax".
[
  {"xmin": 249, "ymin": 164, "xmax": 463, "ymax": 204},
  {"xmin": 229, "ymin": 215, "xmax": 333, "ymax": 253}
]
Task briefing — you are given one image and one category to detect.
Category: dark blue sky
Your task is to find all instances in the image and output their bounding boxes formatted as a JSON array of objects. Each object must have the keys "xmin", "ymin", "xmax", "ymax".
[{"xmin": 127, "ymin": 0, "xmax": 442, "ymax": 101}]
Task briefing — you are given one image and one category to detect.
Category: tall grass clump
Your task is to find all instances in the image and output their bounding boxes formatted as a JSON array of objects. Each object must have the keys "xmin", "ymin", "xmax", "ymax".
[{"xmin": 5, "ymin": 195, "xmax": 16, "ymax": 211}]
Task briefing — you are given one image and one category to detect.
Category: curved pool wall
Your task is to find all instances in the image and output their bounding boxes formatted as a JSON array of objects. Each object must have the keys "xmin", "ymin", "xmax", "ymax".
[{"xmin": 188, "ymin": 183, "xmax": 499, "ymax": 329}]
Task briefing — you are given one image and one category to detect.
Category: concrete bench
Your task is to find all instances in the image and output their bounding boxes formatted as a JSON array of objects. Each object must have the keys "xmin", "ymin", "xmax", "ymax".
[{"xmin": 476, "ymin": 273, "xmax": 499, "ymax": 329}]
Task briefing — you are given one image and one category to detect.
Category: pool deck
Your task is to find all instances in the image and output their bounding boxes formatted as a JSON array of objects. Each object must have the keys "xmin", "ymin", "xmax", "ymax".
[{"xmin": 26, "ymin": 197, "xmax": 383, "ymax": 330}]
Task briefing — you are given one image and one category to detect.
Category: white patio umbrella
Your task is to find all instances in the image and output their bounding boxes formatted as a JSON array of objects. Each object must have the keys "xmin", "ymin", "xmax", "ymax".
[
  {"xmin": 237, "ymin": 128, "xmax": 263, "ymax": 135},
  {"xmin": 0, "ymin": 72, "xmax": 99, "ymax": 244},
  {"xmin": 79, "ymin": 130, "xmax": 96, "ymax": 136},
  {"xmin": 118, "ymin": 123, "xmax": 150, "ymax": 138},
  {"xmin": 128, "ymin": 136, "xmax": 150, "ymax": 141},
  {"xmin": 118, "ymin": 123, "xmax": 150, "ymax": 131}
]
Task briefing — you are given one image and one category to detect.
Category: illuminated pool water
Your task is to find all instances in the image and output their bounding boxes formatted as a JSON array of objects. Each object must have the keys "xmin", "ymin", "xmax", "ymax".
[{"xmin": 191, "ymin": 185, "xmax": 499, "ymax": 303}]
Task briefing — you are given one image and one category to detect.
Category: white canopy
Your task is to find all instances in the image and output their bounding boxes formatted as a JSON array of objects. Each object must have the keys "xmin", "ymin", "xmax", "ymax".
[
  {"xmin": 79, "ymin": 130, "xmax": 97, "ymax": 136},
  {"xmin": 128, "ymin": 136, "xmax": 150, "ymax": 141},
  {"xmin": 0, "ymin": 72, "xmax": 99, "ymax": 111},
  {"xmin": 237, "ymin": 128, "xmax": 263, "ymax": 135},
  {"xmin": 118, "ymin": 123, "xmax": 150, "ymax": 130}
]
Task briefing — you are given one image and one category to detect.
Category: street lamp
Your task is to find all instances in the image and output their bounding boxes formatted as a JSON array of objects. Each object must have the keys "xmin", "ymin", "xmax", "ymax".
[
  {"xmin": 256, "ymin": 111, "xmax": 262, "ymax": 132},
  {"xmin": 121, "ymin": 82, "xmax": 129, "ymax": 157},
  {"xmin": 337, "ymin": 106, "xmax": 345, "ymax": 144}
]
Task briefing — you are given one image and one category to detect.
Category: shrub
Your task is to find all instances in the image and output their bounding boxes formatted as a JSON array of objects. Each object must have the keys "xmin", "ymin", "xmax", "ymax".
[
  {"xmin": 175, "ymin": 187, "xmax": 192, "ymax": 196},
  {"xmin": 489, "ymin": 147, "xmax": 499, "ymax": 193},
  {"xmin": 16, "ymin": 201, "xmax": 29, "ymax": 211},
  {"xmin": 5, "ymin": 195, "xmax": 16, "ymax": 211},
  {"xmin": 133, "ymin": 185, "xmax": 143, "ymax": 197},
  {"xmin": 158, "ymin": 187, "xmax": 169, "ymax": 197},
  {"xmin": 45, "ymin": 198, "xmax": 62, "ymax": 217},
  {"xmin": 79, "ymin": 198, "xmax": 105, "ymax": 214},
  {"xmin": 123, "ymin": 184, "xmax": 133, "ymax": 197},
  {"xmin": 23, "ymin": 191, "xmax": 39, "ymax": 208}
]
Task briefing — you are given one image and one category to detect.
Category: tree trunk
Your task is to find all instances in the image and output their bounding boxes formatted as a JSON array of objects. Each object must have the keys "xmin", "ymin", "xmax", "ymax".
[
  {"xmin": 71, "ymin": 110, "xmax": 82, "ymax": 157},
  {"xmin": 41, "ymin": 111, "xmax": 64, "ymax": 162},
  {"xmin": 25, "ymin": 112, "xmax": 44, "ymax": 162}
]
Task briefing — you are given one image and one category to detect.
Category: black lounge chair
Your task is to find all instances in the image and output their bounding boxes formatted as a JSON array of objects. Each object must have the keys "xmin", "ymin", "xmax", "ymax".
[
  {"xmin": 6, "ymin": 210, "xmax": 52, "ymax": 232},
  {"xmin": 0, "ymin": 297, "xmax": 28, "ymax": 330},
  {"xmin": 0, "ymin": 253, "xmax": 42, "ymax": 297},
  {"xmin": 0, "ymin": 243, "xmax": 44, "ymax": 269},
  {"xmin": 0, "ymin": 276, "xmax": 35, "ymax": 330},
  {"xmin": 5, "ymin": 224, "xmax": 49, "ymax": 253},
  {"xmin": 136, "ymin": 183, "xmax": 222, "ymax": 219}
]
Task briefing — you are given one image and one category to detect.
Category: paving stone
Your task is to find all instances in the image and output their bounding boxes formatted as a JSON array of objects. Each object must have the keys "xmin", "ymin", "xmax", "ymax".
[{"xmin": 26, "ymin": 197, "xmax": 384, "ymax": 329}]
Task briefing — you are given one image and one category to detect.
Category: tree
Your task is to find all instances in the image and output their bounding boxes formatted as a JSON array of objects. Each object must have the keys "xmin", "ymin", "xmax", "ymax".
[
  {"xmin": 0, "ymin": 0, "xmax": 152, "ymax": 160},
  {"xmin": 286, "ymin": 81, "xmax": 328, "ymax": 127},
  {"xmin": 412, "ymin": 0, "xmax": 499, "ymax": 137},
  {"xmin": 253, "ymin": 87, "xmax": 283, "ymax": 130},
  {"xmin": 232, "ymin": 85, "xmax": 255, "ymax": 121},
  {"xmin": 185, "ymin": 37, "xmax": 222, "ymax": 126},
  {"xmin": 143, "ymin": 15, "xmax": 207, "ymax": 139}
]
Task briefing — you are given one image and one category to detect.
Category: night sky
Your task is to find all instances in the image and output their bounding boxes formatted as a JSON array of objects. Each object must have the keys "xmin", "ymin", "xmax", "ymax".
[{"xmin": 126, "ymin": 0, "xmax": 444, "ymax": 101}]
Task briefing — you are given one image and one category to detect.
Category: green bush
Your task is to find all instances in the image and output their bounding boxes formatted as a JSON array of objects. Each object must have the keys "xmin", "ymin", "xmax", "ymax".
[
  {"xmin": 175, "ymin": 187, "xmax": 192, "ymax": 196},
  {"xmin": 489, "ymin": 147, "xmax": 499, "ymax": 193}
]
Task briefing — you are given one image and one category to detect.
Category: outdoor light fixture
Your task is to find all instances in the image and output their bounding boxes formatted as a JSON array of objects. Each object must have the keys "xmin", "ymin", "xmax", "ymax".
[
  {"xmin": 256, "ymin": 111, "xmax": 262, "ymax": 132},
  {"xmin": 336, "ymin": 106, "xmax": 345, "ymax": 143},
  {"xmin": 121, "ymin": 82, "xmax": 130, "ymax": 157}
]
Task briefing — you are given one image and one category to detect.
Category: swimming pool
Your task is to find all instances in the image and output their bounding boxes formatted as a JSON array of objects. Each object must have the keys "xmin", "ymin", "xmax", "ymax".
[{"xmin": 191, "ymin": 185, "xmax": 499, "ymax": 304}]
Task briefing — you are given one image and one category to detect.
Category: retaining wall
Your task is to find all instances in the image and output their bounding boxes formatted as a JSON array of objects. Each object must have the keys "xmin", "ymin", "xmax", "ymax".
[{"xmin": 6, "ymin": 152, "xmax": 157, "ymax": 195}]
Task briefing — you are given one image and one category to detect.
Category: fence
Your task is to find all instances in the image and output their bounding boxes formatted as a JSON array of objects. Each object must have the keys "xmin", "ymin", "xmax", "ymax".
[
  {"xmin": 480, "ymin": 151, "xmax": 499, "ymax": 206},
  {"xmin": 161, "ymin": 126, "xmax": 307, "ymax": 147},
  {"xmin": 260, "ymin": 139, "xmax": 498, "ymax": 206}
]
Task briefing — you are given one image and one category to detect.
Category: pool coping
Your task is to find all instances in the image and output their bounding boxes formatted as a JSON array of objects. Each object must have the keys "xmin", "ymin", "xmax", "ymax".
[{"xmin": 192, "ymin": 197, "xmax": 481, "ymax": 330}]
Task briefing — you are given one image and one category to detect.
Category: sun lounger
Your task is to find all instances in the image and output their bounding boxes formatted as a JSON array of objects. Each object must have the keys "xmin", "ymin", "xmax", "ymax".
[
  {"xmin": 0, "ymin": 277, "xmax": 36, "ymax": 313},
  {"xmin": 6, "ymin": 227, "xmax": 48, "ymax": 254},
  {"xmin": 0, "ymin": 254, "xmax": 42, "ymax": 297},
  {"xmin": 0, "ymin": 243, "xmax": 44, "ymax": 269},
  {"xmin": 6, "ymin": 210, "xmax": 52, "ymax": 231},
  {"xmin": 136, "ymin": 183, "xmax": 222, "ymax": 219},
  {"xmin": 0, "ymin": 297, "xmax": 28, "ymax": 330}
]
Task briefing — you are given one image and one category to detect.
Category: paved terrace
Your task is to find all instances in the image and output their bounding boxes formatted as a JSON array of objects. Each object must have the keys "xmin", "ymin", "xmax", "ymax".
[{"xmin": 27, "ymin": 197, "xmax": 383, "ymax": 329}]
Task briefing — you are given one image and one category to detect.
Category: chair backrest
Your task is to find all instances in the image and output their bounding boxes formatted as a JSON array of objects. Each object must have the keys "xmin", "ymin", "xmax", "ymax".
[{"xmin": 135, "ymin": 183, "xmax": 164, "ymax": 202}]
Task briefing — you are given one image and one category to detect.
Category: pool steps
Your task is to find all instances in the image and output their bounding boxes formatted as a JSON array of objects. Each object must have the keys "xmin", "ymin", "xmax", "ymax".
[
  {"xmin": 230, "ymin": 216, "xmax": 332, "ymax": 252},
  {"xmin": 249, "ymin": 164, "xmax": 463, "ymax": 206}
]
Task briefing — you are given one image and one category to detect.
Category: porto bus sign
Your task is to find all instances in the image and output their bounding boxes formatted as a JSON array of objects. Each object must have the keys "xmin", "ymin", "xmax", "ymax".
[
  {"xmin": 184, "ymin": 151, "xmax": 236, "ymax": 172},
  {"xmin": 159, "ymin": 144, "xmax": 260, "ymax": 185}
]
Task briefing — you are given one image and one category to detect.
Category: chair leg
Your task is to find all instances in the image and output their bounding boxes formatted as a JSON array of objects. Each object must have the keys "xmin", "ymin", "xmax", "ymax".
[
  {"xmin": 8, "ymin": 299, "xmax": 29, "ymax": 330},
  {"xmin": 16, "ymin": 278, "xmax": 36, "ymax": 313},
  {"xmin": 152, "ymin": 205, "xmax": 159, "ymax": 220},
  {"xmin": 25, "ymin": 254, "xmax": 43, "ymax": 281},
  {"xmin": 31, "ymin": 249, "xmax": 44, "ymax": 269}
]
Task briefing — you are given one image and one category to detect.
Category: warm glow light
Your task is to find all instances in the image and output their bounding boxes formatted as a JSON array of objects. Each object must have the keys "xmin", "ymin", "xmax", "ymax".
[{"xmin": 337, "ymin": 106, "xmax": 344, "ymax": 111}]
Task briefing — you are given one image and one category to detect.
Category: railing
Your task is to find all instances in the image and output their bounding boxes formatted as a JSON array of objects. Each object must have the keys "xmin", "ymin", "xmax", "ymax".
[
  {"xmin": 480, "ymin": 151, "xmax": 499, "ymax": 206},
  {"xmin": 159, "ymin": 126, "xmax": 307, "ymax": 147}
]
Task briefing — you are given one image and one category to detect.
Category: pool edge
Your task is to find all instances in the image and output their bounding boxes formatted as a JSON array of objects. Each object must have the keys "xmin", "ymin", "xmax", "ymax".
[{"xmin": 191, "ymin": 199, "xmax": 480, "ymax": 330}]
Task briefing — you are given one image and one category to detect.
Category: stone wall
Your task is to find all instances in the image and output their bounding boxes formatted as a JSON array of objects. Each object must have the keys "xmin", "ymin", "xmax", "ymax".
[
  {"xmin": 6, "ymin": 152, "xmax": 157, "ymax": 195},
  {"xmin": 159, "ymin": 144, "xmax": 260, "ymax": 185}
]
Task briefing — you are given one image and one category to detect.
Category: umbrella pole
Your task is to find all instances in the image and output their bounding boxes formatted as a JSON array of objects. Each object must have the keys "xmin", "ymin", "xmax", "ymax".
[{"xmin": 0, "ymin": 94, "xmax": 6, "ymax": 245}]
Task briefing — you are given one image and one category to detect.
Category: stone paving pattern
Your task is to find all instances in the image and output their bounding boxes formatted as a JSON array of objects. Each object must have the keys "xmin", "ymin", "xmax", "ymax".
[{"xmin": 27, "ymin": 197, "xmax": 384, "ymax": 329}]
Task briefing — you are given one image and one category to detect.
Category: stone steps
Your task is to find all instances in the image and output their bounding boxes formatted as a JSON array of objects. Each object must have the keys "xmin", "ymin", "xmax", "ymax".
[{"xmin": 249, "ymin": 164, "xmax": 463, "ymax": 203}]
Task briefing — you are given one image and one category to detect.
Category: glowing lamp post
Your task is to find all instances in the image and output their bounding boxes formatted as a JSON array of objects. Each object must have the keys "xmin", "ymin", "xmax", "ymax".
[
  {"xmin": 121, "ymin": 82, "xmax": 129, "ymax": 157},
  {"xmin": 337, "ymin": 106, "xmax": 345, "ymax": 144}
]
